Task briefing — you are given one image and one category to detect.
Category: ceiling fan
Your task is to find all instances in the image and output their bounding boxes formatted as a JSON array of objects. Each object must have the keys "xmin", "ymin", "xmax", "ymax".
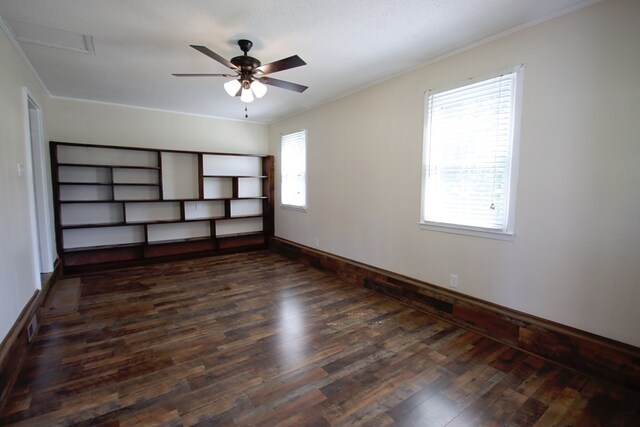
[{"xmin": 173, "ymin": 39, "xmax": 308, "ymax": 104}]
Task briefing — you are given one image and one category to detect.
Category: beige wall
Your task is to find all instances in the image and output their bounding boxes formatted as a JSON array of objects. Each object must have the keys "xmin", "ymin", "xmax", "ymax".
[
  {"xmin": 269, "ymin": 0, "xmax": 640, "ymax": 346},
  {"xmin": 47, "ymin": 98, "xmax": 268, "ymax": 154},
  {"xmin": 0, "ymin": 24, "xmax": 51, "ymax": 340}
]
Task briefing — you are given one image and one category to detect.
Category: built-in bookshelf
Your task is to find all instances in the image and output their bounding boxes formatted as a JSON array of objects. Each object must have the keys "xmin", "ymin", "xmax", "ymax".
[{"xmin": 50, "ymin": 141, "xmax": 274, "ymax": 272}]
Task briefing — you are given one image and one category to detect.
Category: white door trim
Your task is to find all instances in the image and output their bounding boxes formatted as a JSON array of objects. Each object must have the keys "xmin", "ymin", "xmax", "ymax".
[{"xmin": 23, "ymin": 87, "xmax": 54, "ymax": 276}]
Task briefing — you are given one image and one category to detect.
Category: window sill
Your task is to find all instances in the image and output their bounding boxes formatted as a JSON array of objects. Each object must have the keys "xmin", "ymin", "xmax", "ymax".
[
  {"xmin": 281, "ymin": 204, "xmax": 307, "ymax": 212},
  {"xmin": 419, "ymin": 222, "xmax": 515, "ymax": 241}
]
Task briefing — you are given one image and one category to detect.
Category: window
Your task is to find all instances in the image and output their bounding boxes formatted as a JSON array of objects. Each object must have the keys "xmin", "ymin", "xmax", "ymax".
[
  {"xmin": 281, "ymin": 129, "xmax": 307, "ymax": 209},
  {"xmin": 421, "ymin": 66, "xmax": 522, "ymax": 239}
]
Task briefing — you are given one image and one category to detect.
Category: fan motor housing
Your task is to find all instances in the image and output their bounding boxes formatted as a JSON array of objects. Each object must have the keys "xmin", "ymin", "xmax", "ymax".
[{"xmin": 231, "ymin": 55, "xmax": 261, "ymax": 71}]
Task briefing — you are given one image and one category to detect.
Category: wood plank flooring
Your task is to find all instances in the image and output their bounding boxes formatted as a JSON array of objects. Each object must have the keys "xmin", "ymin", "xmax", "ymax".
[{"xmin": 1, "ymin": 251, "xmax": 638, "ymax": 426}]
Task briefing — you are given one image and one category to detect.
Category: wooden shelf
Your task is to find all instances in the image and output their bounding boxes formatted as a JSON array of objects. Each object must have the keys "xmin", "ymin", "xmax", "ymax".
[
  {"xmin": 217, "ymin": 231, "xmax": 265, "ymax": 239},
  {"xmin": 60, "ymin": 199, "xmax": 121, "ymax": 204},
  {"xmin": 59, "ymin": 182, "xmax": 160, "ymax": 186},
  {"xmin": 61, "ymin": 222, "xmax": 127, "ymax": 229},
  {"xmin": 59, "ymin": 182, "xmax": 112, "ymax": 186},
  {"xmin": 203, "ymin": 196, "xmax": 268, "ymax": 201},
  {"xmin": 124, "ymin": 219, "xmax": 182, "ymax": 226},
  {"xmin": 62, "ymin": 241, "xmax": 144, "ymax": 253},
  {"xmin": 51, "ymin": 141, "xmax": 274, "ymax": 271},
  {"xmin": 58, "ymin": 163, "xmax": 161, "ymax": 170},
  {"xmin": 115, "ymin": 199, "xmax": 164, "ymax": 203},
  {"xmin": 227, "ymin": 214, "xmax": 264, "ymax": 220},
  {"xmin": 59, "ymin": 197, "xmax": 267, "ymax": 203},
  {"xmin": 112, "ymin": 183, "xmax": 161, "ymax": 187},
  {"xmin": 203, "ymin": 175, "xmax": 267, "ymax": 179},
  {"xmin": 60, "ymin": 199, "xmax": 161, "ymax": 203},
  {"xmin": 62, "ymin": 215, "xmax": 264, "ymax": 229},
  {"xmin": 147, "ymin": 236, "xmax": 212, "ymax": 246}
]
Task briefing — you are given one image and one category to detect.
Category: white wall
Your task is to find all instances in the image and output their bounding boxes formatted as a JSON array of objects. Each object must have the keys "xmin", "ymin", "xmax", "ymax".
[
  {"xmin": 0, "ymin": 23, "xmax": 51, "ymax": 341},
  {"xmin": 47, "ymin": 98, "xmax": 268, "ymax": 154},
  {"xmin": 269, "ymin": 0, "xmax": 640, "ymax": 346}
]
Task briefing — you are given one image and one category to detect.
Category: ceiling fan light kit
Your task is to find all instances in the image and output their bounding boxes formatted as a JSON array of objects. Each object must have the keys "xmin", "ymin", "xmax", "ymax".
[
  {"xmin": 174, "ymin": 39, "xmax": 307, "ymax": 109},
  {"xmin": 251, "ymin": 80, "xmax": 268, "ymax": 98},
  {"xmin": 240, "ymin": 85, "xmax": 255, "ymax": 103},
  {"xmin": 223, "ymin": 79, "xmax": 241, "ymax": 96}
]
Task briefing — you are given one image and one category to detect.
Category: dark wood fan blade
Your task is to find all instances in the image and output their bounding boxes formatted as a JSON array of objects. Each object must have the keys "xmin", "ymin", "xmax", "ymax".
[
  {"xmin": 190, "ymin": 45, "xmax": 237, "ymax": 70},
  {"xmin": 172, "ymin": 73, "xmax": 236, "ymax": 77},
  {"xmin": 259, "ymin": 77, "xmax": 308, "ymax": 93},
  {"xmin": 256, "ymin": 55, "xmax": 306, "ymax": 75}
]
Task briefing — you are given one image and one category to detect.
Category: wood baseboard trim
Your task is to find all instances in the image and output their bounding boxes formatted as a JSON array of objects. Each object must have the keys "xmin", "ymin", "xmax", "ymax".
[
  {"xmin": 41, "ymin": 258, "xmax": 62, "ymax": 302},
  {"xmin": 0, "ymin": 260, "xmax": 62, "ymax": 413},
  {"xmin": 270, "ymin": 237, "xmax": 640, "ymax": 392}
]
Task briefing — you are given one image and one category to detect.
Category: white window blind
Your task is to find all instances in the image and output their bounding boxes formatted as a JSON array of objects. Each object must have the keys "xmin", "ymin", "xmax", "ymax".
[
  {"xmin": 281, "ymin": 129, "xmax": 307, "ymax": 208},
  {"xmin": 422, "ymin": 67, "xmax": 521, "ymax": 235}
]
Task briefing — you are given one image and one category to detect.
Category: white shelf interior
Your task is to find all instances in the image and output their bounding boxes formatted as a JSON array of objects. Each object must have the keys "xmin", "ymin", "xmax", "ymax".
[
  {"xmin": 61, "ymin": 203, "xmax": 123, "ymax": 225},
  {"xmin": 230, "ymin": 199, "xmax": 262, "ymax": 217},
  {"xmin": 60, "ymin": 185, "xmax": 112, "ymax": 201},
  {"xmin": 237, "ymin": 177, "xmax": 263, "ymax": 198},
  {"xmin": 203, "ymin": 177, "xmax": 233, "ymax": 199},
  {"xmin": 203, "ymin": 154, "xmax": 261, "ymax": 176},
  {"xmin": 147, "ymin": 221, "xmax": 210, "ymax": 242},
  {"xmin": 58, "ymin": 145, "xmax": 158, "ymax": 167},
  {"xmin": 63, "ymin": 225, "xmax": 144, "ymax": 249},
  {"xmin": 113, "ymin": 186, "xmax": 160, "ymax": 200},
  {"xmin": 125, "ymin": 201, "xmax": 180, "ymax": 223},
  {"xmin": 59, "ymin": 165, "xmax": 111, "ymax": 183},
  {"xmin": 113, "ymin": 168, "xmax": 158, "ymax": 184},
  {"xmin": 216, "ymin": 217, "xmax": 263, "ymax": 236},
  {"xmin": 184, "ymin": 201, "xmax": 225, "ymax": 220},
  {"xmin": 161, "ymin": 152, "xmax": 199, "ymax": 199}
]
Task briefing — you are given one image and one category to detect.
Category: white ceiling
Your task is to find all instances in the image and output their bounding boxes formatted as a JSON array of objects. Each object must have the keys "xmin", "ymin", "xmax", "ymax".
[{"xmin": 0, "ymin": 0, "xmax": 596, "ymax": 123}]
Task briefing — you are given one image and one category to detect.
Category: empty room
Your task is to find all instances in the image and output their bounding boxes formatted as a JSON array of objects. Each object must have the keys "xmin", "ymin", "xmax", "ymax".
[{"xmin": 0, "ymin": 0, "xmax": 639, "ymax": 425}]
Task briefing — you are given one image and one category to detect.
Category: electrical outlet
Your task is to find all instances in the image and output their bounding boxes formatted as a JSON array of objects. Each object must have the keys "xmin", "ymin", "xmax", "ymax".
[
  {"xmin": 314, "ymin": 238, "xmax": 320, "ymax": 248},
  {"xmin": 17, "ymin": 163, "xmax": 25, "ymax": 177},
  {"xmin": 449, "ymin": 274, "xmax": 458, "ymax": 289}
]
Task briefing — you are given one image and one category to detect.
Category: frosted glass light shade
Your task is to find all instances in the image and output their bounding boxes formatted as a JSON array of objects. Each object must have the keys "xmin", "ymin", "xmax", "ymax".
[
  {"xmin": 240, "ymin": 87, "xmax": 255, "ymax": 103},
  {"xmin": 224, "ymin": 79, "xmax": 241, "ymax": 96},
  {"xmin": 251, "ymin": 80, "xmax": 267, "ymax": 98}
]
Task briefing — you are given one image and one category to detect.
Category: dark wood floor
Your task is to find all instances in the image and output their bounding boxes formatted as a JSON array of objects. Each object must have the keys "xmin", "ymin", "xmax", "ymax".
[{"xmin": 1, "ymin": 251, "xmax": 638, "ymax": 426}]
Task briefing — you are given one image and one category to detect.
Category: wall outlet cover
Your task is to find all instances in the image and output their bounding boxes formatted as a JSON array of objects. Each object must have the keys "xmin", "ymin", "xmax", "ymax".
[{"xmin": 449, "ymin": 274, "xmax": 458, "ymax": 288}]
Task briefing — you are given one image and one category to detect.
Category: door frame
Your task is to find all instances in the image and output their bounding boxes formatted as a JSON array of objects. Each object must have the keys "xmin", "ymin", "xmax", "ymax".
[{"xmin": 23, "ymin": 87, "xmax": 54, "ymax": 277}]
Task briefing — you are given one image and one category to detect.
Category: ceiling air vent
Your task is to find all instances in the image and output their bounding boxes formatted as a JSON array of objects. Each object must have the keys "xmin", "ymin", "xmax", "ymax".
[{"xmin": 5, "ymin": 19, "xmax": 95, "ymax": 54}]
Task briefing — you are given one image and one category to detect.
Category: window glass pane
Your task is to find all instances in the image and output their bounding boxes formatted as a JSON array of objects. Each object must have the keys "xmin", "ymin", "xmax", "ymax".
[
  {"xmin": 422, "ymin": 69, "xmax": 520, "ymax": 234},
  {"xmin": 281, "ymin": 130, "xmax": 306, "ymax": 208}
]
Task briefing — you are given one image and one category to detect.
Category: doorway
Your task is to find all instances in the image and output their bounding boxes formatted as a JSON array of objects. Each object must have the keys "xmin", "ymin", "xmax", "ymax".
[{"xmin": 24, "ymin": 88, "xmax": 53, "ymax": 279}]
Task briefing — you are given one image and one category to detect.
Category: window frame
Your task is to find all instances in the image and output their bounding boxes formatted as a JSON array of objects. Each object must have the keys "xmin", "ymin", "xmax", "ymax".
[
  {"xmin": 419, "ymin": 65, "xmax": 524, "ymax": 240},
  {"xmin": 280, "ymin": 128, "xmax": 308, "ymax": 211}
]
